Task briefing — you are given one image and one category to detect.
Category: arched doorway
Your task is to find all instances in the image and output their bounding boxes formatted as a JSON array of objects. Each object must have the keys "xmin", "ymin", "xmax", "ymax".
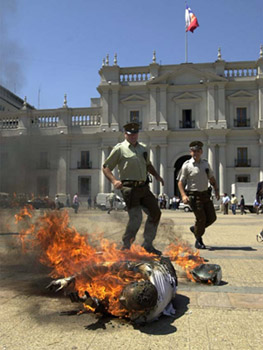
[{"xmin": 174, "ymin": 155, "xmax": 191, "ymax": 196}]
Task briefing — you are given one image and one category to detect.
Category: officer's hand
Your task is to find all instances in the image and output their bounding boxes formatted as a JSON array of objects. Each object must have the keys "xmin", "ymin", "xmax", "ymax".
[
  {"xmin": 182, "ymin": 195, "xmax": 189, "ymax": 204},
  {"xmin": 155, "ymin": 175, "xmax": 164, "ymax": 186},
  {"xmin": 113, "ymin": 180, "xmax": 123, "ymax": 189}
]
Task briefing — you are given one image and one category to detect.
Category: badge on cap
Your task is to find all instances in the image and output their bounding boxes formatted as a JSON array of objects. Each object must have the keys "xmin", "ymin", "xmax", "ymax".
[
  {"xmin": 189, "ymin": 141, "xmax": 203, "ymax": 150},
  {"xmin": 123, "ymin": 122, "xmax": 139, "ymax": 134}
]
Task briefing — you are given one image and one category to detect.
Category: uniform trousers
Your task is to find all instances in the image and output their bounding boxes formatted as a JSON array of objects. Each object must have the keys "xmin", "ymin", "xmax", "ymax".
[
  {"xmin": 188, "ymin": 191, "xmax": 217, "ymax": 240},
  {"xmin": 121, "ymin": 185, "xmax": 161, "ymax": 249}
]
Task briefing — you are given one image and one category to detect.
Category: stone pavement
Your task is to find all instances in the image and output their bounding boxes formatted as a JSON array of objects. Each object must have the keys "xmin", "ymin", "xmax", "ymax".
[{"xmin": 0, "ymin": 208, "xmax": 263, "ymax": 350}]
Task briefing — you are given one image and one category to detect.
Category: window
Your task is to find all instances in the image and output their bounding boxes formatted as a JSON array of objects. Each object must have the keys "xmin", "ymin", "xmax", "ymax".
[
  {"xmin": 37, "ymin": 176, "xmax": 49, "ymax": 196},
  {"xmin": 235, "ymin": 147, "xmax": 250, "ymax": 167},
  {"xmin": 39, "ymin": 152, "xmax": 49, "ymax": 169},
  {"xmin": 78, "ymin": 151, "xmax": 91, "ymax": 169},
  {"xmin": 78, "ymin": 176, "xmax": 91, "ymax": 195},
  {"xmin": 130, "ymin": 111, "xmax": 142, "ymax": 128},
  {"xmin": 235, "ymin": 107, "xmax": 249, "ymax": 127},
  {"xmin": 180, "ymin": 109, "xmax": 195, "ymax": 128},
  {"xmin": 236, "ymin": 175, "xmax": 250, "ymax": 182}
]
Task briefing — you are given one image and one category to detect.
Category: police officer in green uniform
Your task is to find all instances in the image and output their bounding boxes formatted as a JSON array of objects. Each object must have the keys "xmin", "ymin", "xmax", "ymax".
[
  {"xmin": 102, "ymin": 122, "xmax": 164, "ymax": 255},
  {"xmin": 178, "ymin": 141, "xmax": 220, "ymax": 249}
]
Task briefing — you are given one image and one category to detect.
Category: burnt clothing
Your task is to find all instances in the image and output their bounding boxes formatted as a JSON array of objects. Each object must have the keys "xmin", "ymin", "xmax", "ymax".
[
  {"xmin": 103, "ymin": 139, "xmax": 151, "ymax": 182},
  {"xmin": 178, "ymin": 158, "xmax": 214, "ymax": 192},
  {"xmin": 47, "ymin": 258, "xmax": 177, "ymax": 324},
  {"xmin": 188, "ymin": 190, "xmax": 217, "ymax": 240},
  {"xmin": 121, "ymin": 184, "xmax": 161, "ymax": 249}
]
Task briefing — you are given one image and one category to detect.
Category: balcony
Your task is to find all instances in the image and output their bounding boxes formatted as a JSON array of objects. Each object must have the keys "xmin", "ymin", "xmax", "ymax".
[
  {"xmin": 179, "ymin": 120, "xmax": 195, "ymax": 129},
  {"xmin": 77, "ymin": 161, "xmax": 92, "ymax": 169},
  {"xmin": 233, "ymin": 119, "xmax": 250, "ymax": 127},
  {"xmin": 36, "ymin": 161, "xmax": 50, "ymax": 170},
  {"xmin": 235, "ymin": 159, "xmax": 251, "ymax": 167}
]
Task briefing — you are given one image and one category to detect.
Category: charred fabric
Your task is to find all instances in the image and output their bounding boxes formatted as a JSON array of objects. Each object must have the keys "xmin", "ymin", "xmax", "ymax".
[
  {"xmin": 16, "ymin": 209, "xmax": 222, "ymax": 324},
  {"xmin": 47, "ymin": 258, "xmax": 222, "ymax": 323}
]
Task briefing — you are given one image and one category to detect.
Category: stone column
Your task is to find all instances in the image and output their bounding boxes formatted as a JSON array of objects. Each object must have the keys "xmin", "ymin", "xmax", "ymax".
[
  {"xmin": 260, "ymin": 138, "xmax": 263, "ymax": 181},
  {"xmin": 149, "ymin": 87, "xmax": 157, "ymax": 128},
  {"xmin": 160, "ymin": 145, "xmax": 167, "ymax": 194},
  {"xmin": 159, "ymin": 86, "xmax": 168, "ymax": 128},
  {"xmin": 219, "ymin": 144, "xmax": 226, "ymax": 195},
  {"xmin": 99, "ymin": 147, "xmax": 108, "ymax": 193},
  {"xmin": 208, "ymin": 143, "xmax": 216, "ymax": 173},
  {"xmin": 57, "ymin": 146, "xmax": 68, "ymax": 195},
  {"xmin": 149, "ymin": 145, "xmax": 157, "ymax": 195},
  {"xmin": 218, "ymin": 85, "xmax": 226, "ymax": 121},
  {"xmin": 111, "ymin": 86, "xmax": 119, "ymax": 129},
  {"xmin": 259, "ymin": 86, "xmax": 263, "ymax": 127},
  {"xmin": 207, "ymin": 85, "xmax": 215, "ymax": 122},
  {"xmin": 101, "ymin": 88, "xmax": 109, "ymax": 128}
]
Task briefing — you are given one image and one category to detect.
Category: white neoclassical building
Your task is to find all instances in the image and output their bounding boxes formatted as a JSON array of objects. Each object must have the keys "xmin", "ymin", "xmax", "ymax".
[{"xmin": 0, "ymin": 48, "xmax": 263, "ymax": 202}]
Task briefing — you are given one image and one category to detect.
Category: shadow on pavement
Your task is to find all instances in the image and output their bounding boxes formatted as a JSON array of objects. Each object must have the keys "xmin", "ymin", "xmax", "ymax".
[{"xmin": 208, "ymin": 246, "xmax": 257, "ymax": 251}]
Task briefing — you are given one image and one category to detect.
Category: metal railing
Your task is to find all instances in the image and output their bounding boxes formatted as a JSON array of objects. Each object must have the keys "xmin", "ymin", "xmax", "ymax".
[
  {"xmin": 77, "ymin": 161, "xmax": 92, "ymax": 169},
  {"xmin": 235, "ymin": 159, "xmax": 251, "ymax": 167},
  {"xmin": 179, "ymin": 120, "xmax": 195, "ymax": 129},
  {"xmin": 233, "ymin": 119, "xmax": 250, "ymax": 127}
]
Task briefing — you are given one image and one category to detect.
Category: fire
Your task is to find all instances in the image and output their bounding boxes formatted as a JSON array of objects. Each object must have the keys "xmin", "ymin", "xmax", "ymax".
[
  {"xmin": 15, "ymin": 207, "xmax": 206, "ymax": 317},
  {"xmin": 164, "ymin": 241, "xmax": 205, "ymax": 282},
  {"xmin": 15, "ymin": 208, "xmax": 158, "ymax": 317}
]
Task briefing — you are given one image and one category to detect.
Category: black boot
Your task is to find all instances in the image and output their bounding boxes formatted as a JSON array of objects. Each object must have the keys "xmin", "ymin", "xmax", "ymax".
[{"xmin": 195, "ymin": 240, "xmax": 206, "ymax": 249}]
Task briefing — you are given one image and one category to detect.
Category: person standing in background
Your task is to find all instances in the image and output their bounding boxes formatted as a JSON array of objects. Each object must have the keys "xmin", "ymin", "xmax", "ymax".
[
  {"xmin": 231, "ymin": 194, "xmax": 238, "ymax": 215},
  {"xmin": 222, "ymin": 193, "xmax": 230, "ymax": 215},
  {"xmin": 73, "ymin": 193, "xmax": 79, "ymax": 214},
  {"xmin": 240, "ymin": 195, "xmax": 246, "ymax": 215}
]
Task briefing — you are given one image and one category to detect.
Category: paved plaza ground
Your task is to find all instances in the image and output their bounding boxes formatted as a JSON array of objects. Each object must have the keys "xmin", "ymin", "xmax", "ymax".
[{"xmin": 0, "ymin": 207, "xmax": 263, "ymax": 350}]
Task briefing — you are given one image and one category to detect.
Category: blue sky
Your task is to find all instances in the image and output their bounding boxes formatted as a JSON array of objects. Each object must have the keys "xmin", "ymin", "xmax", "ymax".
[{"xmin": 0, "ymin": 0, "xmax": 262, "ymax": 109}]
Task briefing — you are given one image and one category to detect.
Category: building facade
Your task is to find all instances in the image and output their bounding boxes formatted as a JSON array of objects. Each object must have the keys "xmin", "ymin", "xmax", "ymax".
[{"xmin": 1, "ymin": 48, "xmax": 263, "ymax": 202}]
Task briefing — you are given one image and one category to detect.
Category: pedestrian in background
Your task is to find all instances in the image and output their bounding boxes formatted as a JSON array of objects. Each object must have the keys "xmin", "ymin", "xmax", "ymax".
[
  {"xmin": 72, "ymin": 193, "xmax": 79, "ymax": 214},
  {"xmin": 102, "ymin": 122, "xmax": 164, "ymax": 255},
  {"xmin": 231, "ymin": 194, "xmax": 238, "ymax": 215},
  {"xmin": 240, "ymin": 195, "xmax": 246, "ymax": 215},
  {"xmin": 178, "ymin": 141, "xmax": 220, "ymax": 249},
  {"xmin": 222, "ymin": 193, "xmax": 230, "ymax": 215},
  {"xmin": 55, "ymin": 195, "xmax": 60, "ymax": 210},
  {"xmin": 107, "ymin": 191, "xmax": 116, "ymax": 214}
]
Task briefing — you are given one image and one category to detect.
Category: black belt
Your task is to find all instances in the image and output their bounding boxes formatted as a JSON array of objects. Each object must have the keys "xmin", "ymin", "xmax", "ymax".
[
  {"xmin": 187, "ymin": 190, "xmax": 209, "ymax": 196},
  {"xmin": 122, "ymin": 180, "xmax": 147, "ymax": 188}
]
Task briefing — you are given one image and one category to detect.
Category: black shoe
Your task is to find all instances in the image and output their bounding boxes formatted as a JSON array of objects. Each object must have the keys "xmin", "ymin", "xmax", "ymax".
[
  {"xmin": 199, "ymin": 237, "xmax": 206, "ymax": 249},
  {"xmin": 142, "ymin": 245, "xmax": 162, "ymax": 256},
  {"xmin": 190, "ymin": 226, "xmax": 195, "ymax": 234},
  {"xmin": 195, "ymin": 240, "xmax": 206, "ymax": 249}
]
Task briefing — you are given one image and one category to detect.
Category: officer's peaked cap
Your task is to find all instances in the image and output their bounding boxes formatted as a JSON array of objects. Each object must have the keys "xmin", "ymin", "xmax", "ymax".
[
  {"xmin": 123, "ymin": 122, "xmax": 139, "ymax": 134},
  {"xmin": 189, "ymin": 140, "xmax": 203, "ymax": 150}
]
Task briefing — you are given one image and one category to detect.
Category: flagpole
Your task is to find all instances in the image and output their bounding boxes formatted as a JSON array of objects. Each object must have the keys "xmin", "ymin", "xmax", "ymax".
[
  {"xmin": 185, "ymin": 1, "xmax": 188, "ymax": 63},
  {"xmin": 185, "ymin": 29, "xmax": 188, "ymax": 63}
]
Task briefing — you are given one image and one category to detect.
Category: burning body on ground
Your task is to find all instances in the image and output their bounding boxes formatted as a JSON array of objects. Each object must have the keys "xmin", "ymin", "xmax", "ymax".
[{"xmin": 15, "ymin": 207, "xmax": 222, "ymax": 324}]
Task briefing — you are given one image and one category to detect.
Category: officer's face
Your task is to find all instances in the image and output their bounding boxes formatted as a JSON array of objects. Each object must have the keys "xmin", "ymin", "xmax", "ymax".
[
  {"xmin": 190, "ymin": 148, "xmax": 203, "ymax": 161},
  {"xmin": 125, "ymin": 132, "xmax": 138, "ymax": 146}
]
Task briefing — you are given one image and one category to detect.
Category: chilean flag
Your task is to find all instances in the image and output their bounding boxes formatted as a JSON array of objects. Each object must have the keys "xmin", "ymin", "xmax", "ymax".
[{"xmin": 185, "ymin": 5, "xmax": 199, "ymax": 33}]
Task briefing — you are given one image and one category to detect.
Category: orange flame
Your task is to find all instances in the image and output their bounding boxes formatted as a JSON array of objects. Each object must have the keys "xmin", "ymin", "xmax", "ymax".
[
  {"xmin": 164, "ymin": 240, "xmax": 205, "ymax": 282},
  {"xmin": 15, "ymin": 208, "xmax": 206, "ymax": 316},
  {"xmin": 16, "ymin": 209, "xmax": 159, "ymax": 317}
]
